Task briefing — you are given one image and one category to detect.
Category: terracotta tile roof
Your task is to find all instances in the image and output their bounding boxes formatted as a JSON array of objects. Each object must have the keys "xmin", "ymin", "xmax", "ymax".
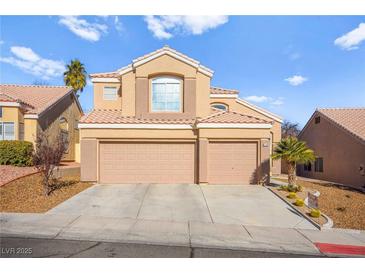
[
  {"xmin": 318, "ymin": 108, "xmax": 365, "ymax": 142},
  {"xmin": 198, "ymin": 110, "xmax": 272, "ymax": 124},
  {"xmin": 89, "ymin": 71, "xmax": 120, "ymax": 78},
  {"xmin": 0, "ymin": 84, "xmax": 73, "ymax": 115},
  {"xmin": 80, "ymin": 109, "xmax": 196, "ymax": 125},
  {"xmin": 0, "ymin": 93, "xmax": 17, "ymax": 102},
  {"xmin": 210, "ymin": 86, "xmax": 239, "ymax": 94}
]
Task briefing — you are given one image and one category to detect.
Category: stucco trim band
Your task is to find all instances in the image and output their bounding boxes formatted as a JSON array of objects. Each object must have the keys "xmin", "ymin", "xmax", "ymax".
[
  {"xmin": 78, "ymin": 123, "xmax": 193, "ymax": 129},
  {"xmin": 0, "ymin": 102, "xmax": 21, "ymax": 107},
  {"xmin": 210, "ymin": 94, "xmax": 238, "ymax": 99},
  {"xmin": 91, "ymin": 78, "xmax": 120, "ymax": 83},
  {"xmin": 196, "ymin": 123, "xmax": 272, "ymax": 129}
]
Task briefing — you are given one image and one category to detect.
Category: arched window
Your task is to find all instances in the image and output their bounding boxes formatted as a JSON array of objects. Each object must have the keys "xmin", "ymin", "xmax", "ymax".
[
  {"xmin": 151, "ymin": 76, "xmax": 182, "ymax": 112},
  {"xmin": 211, "ymin": 103, "xmax": 228, "ymax": 111}
]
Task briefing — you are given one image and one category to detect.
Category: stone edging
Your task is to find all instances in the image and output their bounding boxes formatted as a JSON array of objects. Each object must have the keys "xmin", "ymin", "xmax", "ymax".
[{"xmin": 303, "ymin": 190, "xmax": 334, "ymax": 229}]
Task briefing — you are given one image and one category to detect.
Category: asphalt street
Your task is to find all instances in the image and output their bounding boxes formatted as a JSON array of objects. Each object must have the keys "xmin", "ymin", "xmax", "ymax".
[{"xmin": 0, "ymin": 237, "xmax": 323, "ymax": 258}]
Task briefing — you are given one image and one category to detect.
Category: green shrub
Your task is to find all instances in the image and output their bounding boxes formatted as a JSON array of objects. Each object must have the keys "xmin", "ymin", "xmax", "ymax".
[
  {"xmin": 294, "ymin": 198, "xmax": 304, "ymax": 207},
  {"xmin": 287, "ymin": 192, "xmax": 297, "ymax": 199},
  {"xmin": 310, "ymin": 209, "xmax": 321, "ymax": 218},
  {"xmin": 279, "ymin": 185, "xmax": 288, "ymax": 191},
  {"xmin": 0, "ymin": 141, "xmax": 33, "ymax": 166},
  {"xmin": 287, "ymin": 184, "xmax": 303, "ymax": 193}
]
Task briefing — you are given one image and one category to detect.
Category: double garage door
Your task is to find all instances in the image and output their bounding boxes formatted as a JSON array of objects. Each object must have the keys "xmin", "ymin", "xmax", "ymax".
[{"xmin": 99, "ymin": 142, "xmax": 257, "ymax": 184}]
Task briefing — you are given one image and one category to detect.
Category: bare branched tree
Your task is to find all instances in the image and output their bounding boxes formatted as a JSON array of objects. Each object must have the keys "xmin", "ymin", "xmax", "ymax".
[
  {"xmin": 282, "ymin": 120, "xmax": 301, "ymax": 138},
  {"xmin": 32, "ymin": 131, "xmax": 68, "ymax": 196}
]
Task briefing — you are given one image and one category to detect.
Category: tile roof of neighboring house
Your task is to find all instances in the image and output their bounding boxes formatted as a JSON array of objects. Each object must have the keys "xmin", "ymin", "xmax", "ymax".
[
  {"xmin": 210, "ymin": 86, "xmax": 239, "ymax": 94},
  {"xmin": 317, "ymin": 108, "xmax": 365, "ymax": 142},
  {"xmin": 80, "ymin": 109, "xmax": 196, "ymax": 125},
  {"xmin": 0, "ymin": 84, "xmax": 74, "ymax": 115},
  {"xmin": 198, "ymin": 110, "xmax": 272, "ymax": 124}
]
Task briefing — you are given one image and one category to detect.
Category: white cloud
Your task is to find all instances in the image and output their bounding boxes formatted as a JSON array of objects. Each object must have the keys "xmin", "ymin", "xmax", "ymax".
[
  {"xmin": 0, "ymin": 40, "xmax": 4, "ymax": 45},
  {"xmin": 245, "ymin": 95, "xmax": 284, "ymax": 106},
  {"xmin": 114, "ymin": 16, "xmax": 124, "ymax": 33},
  {"xmin": 244, "ymin": 95, "xmax": 269, "ymax": 103},
  {"xmin": 285, "ymin": 75, "xmax": 308, "ymax": 86},
  {"xmin": 334, "ymin": 23, "xmax": 365, "ymax": 51},
  {"xmin": 144, "ymin": 16, "xmax": 228, "ymax": 39},
  {"xmin": 0, "ymin": 46, "xmax": 65, "ymax": 80},
  {"xmin": 59, "ymin": 16, "xmax": 108, "ymax": 42}
]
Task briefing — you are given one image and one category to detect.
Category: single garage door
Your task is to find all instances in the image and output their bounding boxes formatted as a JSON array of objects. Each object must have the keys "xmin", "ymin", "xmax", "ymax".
[
  {"xmin": 208, "ymin": 142, "xmax": 257, "ymax": 184},
  {"xmin": 99, "ymin": 142, "xmax": 195, "ymax": 184}
]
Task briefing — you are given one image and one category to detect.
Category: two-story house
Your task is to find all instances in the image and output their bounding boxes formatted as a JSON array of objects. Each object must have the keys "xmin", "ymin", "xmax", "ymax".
[
  {"xmin": 79, "ymin": 46, "xmax": 282, "ymax": 184},
  {"xmin": 0, "ymin": 84, "xmax": 83, "ymax": 161}
]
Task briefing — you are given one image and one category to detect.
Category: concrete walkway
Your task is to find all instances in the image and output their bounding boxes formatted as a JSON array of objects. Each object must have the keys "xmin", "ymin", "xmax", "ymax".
[
  {"xmin": 1, "ymin": 213, "xmax": 364, "ymax": 257},
  {"xmin": 47, "ymin": 184, "xmax": 314, "ymax": 229}
]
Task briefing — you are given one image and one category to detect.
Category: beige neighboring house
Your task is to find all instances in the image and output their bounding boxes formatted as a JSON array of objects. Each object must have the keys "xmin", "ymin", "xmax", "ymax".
[
  {"xmin": 80, "ymin": 46, "xmax": 282, "ymax": 184},
  {"xmin": 298, "ymin": 108, "xmax": 365, "ymax": 189},
  {"xmin": 0, "ymin": 84, "xmax": 83, "ymax": 161}
]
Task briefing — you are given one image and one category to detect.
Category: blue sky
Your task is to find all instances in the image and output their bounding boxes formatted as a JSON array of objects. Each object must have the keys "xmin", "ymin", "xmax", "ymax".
[{"xmin": 1, "ymin": 16, "xmax": 364, "ymax": 127}]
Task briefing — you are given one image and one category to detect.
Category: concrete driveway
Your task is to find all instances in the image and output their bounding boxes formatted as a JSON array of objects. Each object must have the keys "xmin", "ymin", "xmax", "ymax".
[{"xmin": 48, "ymin": 184, "xmax": 315, "ymax": 229}]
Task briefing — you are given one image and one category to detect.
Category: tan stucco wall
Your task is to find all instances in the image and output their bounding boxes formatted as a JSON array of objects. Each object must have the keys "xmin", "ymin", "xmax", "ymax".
[
  {"xmin": 80, "ymin": 139, "xmax": 98, "ymax": 181},
  {"xmin": 196, "ymin": 72, "xmax": 211, "ymax": 118},
  {"xmin": 298, "ymin": 113, "xmax": 365, "ymax": 189},
  {"xmin": 94, "ymin": 82, "xmax": 122, "ymax": 110},
  {"xmin": 0, "ymin": 106, "xmax": 22, "ymax": 140},
  {"xmin": 135, "ymin": 54, "xmax": 197, "ymax": 78},
  {"xmin": 24, "ymin": 118, "xmax": 37, "ymax": 144},
  {"xmin": 121, "ymin": 71, "xmax": 136, "ymax": 116},
  {"xmin": 37, "ymin": 93, "xmax": 82, "ymax": 161}
]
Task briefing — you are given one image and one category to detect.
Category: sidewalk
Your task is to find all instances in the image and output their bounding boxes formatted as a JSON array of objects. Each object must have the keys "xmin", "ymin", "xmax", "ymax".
[{"xmin": 1, "ymin": 213, "xmax": 364, "ymax": 257}]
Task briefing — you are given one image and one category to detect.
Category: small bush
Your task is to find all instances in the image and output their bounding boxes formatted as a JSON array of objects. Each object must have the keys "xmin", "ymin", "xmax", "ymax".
[
  {"xmin": 310, "ymin": 209, "xmax": 321, "ymax": 218},
  {"xmin": 279, "ymin": 185, "xmax": 288, "ymax": 191},
  {"xmin": 294, "ymin": 198, "xmax": 304, "ymax": 207},
  {"xmin": 287, "ymin": 184, "xmax": 303, "ymax": 193},
  {"xmin": 0, "ymin": 140, "xmax": 33, "ymax": 166},
  {"xmin": 287, "ymin": 192, "xmax": 297, "ymax": 199}
]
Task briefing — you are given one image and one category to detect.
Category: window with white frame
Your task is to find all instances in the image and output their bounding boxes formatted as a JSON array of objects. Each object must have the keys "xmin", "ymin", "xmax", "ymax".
[
  {"xmin": 211, "ymin": 103, "xmax": 228, "ymax": 111},
  {"xmin": 151, "ymin": 76, "xmax": 181, "ymax": 112},
  {"xmin": 103, "ymin": 86, "xmax": 118, "ymax": 101},
  {"xmin": 0, "ymin": 122, "xmax": 15, "ymax": 140}
]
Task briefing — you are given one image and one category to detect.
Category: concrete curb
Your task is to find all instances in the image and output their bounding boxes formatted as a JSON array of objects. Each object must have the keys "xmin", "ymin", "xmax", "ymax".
[{"xmin": 266, "ymin": 187, "xmax": 322, "ymax": 230}]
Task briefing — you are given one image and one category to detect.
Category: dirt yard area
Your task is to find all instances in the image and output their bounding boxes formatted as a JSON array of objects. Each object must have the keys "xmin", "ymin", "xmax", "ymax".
[
  {"xmin": 0, "ymin": 173, "xmax": 92, "ymax": 213},
  {"xmin": 274, "ymin": 178, "xmax": 365, "ymax": 230}
]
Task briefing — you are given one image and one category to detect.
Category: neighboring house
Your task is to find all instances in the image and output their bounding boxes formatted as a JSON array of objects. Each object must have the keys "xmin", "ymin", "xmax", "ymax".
[
  {"xmin": 79, "ymin": 46, "xmax": 282, "ymax": 184},
  {"xmin": 0, "ymin": 84, "xmax": 83, "ymax": 161},
  {"xmin": 298, "ymin": 108, "xmax": 365, "ymax": 189}
]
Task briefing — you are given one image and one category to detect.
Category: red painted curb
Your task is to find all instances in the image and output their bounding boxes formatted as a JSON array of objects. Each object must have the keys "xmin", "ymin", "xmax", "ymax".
[{"xmin": 315, "ymin": 242, "xmax": 365, "ymax": 255}]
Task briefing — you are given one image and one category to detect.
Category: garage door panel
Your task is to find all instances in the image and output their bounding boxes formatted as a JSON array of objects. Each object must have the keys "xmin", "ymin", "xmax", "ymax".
[
  {"xmin": 208, "ymin": 142, "xmax": 257, "ymax": 185},
  {"xmin": 100, "ymin": 142, "xmax": 195, "ymax": 184}
]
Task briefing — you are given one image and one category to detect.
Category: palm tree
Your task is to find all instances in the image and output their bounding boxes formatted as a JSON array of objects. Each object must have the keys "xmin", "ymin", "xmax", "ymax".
[
  {"xmin": 63, "ymin": 59, "xmax": 87, "ymax": 96},
  {"xmin": 272, "ymin": 136, "xmax": 315, "ymax": 187}
]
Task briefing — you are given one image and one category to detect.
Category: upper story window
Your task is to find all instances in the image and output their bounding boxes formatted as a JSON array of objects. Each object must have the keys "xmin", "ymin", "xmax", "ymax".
[
  {"xmin": 151, "ymin": 76, "xmax": 182, "ymax": 112},
  {"xmin": 103, "ymin": 86, "xmax": 118, "ymax": 101},
  {"xmin": 315, "ymin": 116, "xmax": 320, "ymax": 124},
  {"xmin": 211, "ymin": 103, "xmax": 228, "ymax": 111}
]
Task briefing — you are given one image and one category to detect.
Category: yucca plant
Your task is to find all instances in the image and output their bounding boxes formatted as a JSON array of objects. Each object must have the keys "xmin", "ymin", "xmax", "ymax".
[
  {"xmin": 63, "ymin": 59, "xmax": 87, "ymax": 96},
  {"xmin": 272, "ymin": 136, "xmax": 315, "ymax": 187}
]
